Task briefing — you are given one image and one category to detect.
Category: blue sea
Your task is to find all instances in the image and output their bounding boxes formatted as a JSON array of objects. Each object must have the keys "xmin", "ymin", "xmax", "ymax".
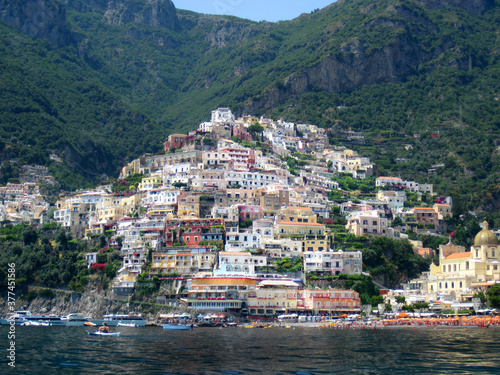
[{"xmin": 1, "ymin": 326, "xmax": 500, "ymax": 374}]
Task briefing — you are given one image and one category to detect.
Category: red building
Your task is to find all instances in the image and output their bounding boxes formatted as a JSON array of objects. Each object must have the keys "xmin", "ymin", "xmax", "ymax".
[
  {"xmin": 164, "ymin": 218, "xmax": 224, "ymax": 247},
  {"xmin": 164, "ymin": 134, "xmax": 194, "ymax": 151}
]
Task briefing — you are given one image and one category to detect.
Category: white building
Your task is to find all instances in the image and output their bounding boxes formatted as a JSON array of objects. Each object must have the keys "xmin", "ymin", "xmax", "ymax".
[
  {"xmin": 211, "ymin": 108, "xmax": 234, "ymax": 124},
  {"xmin": 304, "ymin": 250, "xmax": 362, "ymax": 275},
  {"xmin": 215, "ymin": 252, "xmax": 268, "ymax": 275},
  {"xmin": 345, "ymin": 210, "xmax": 389, "ymax": 236},
  {"xmin": 225, "ymin": 231, "xmax": 262, "ymax": 252}
]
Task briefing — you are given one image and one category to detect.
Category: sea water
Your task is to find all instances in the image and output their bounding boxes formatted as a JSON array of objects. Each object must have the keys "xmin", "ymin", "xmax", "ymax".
[{"xmin": 1, "ymin": 326, "xmax": 500, "ymax": 374}]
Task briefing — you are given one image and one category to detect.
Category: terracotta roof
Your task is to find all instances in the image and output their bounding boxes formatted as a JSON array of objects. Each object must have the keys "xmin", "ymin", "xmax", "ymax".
[
  {"xmin": 220, "ymin": 252, "xmax": 252, "ymax": 256},
  {"xmin": 286, "ymin": 206, "xmax": 313, "ymax": 211},
  {"xmin": 413, "ymin": 207, "xmax": 436, "ymax": 210},
  {"xmin": 277, "ymin": 221, "xmax": 324, "ymax": 226},
  {"xmin": 445, "ymin": 252, "xmax": 471, "ymax": 260},
  {"xmin": 377, "ymin": 176, "xmax": 402, "ymax": 180}
]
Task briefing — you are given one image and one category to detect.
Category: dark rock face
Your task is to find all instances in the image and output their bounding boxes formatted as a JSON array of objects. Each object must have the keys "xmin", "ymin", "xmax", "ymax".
[
  {"xmin": 103, "ymin": 0, "xmax": 178, "ymax": 30},
  {"xmin": 244, "ymin": 34, "xmax": 426, "ymax": 112},
  {"xmin": 418, "ymin": 0, "xmax": 493, "ymax": 14},
  {"xmin": 0, "ymin": 0, "xmax": 74, "ymax": 47}
]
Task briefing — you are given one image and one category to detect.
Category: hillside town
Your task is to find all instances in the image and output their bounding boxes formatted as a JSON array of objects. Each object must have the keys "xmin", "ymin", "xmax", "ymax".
[{"xmin": 1, "ymin": 108, "xmax": 499, "ymax": 317}]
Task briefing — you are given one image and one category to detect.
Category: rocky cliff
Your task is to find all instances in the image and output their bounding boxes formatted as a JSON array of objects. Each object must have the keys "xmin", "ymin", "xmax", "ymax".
[
  {"xmin": 243, "ymin": 0, "xmax": 490, "ymax": 113},
  {"xmin": 103, "ymin": 0, "xmax": 178, "ymax": 30},
  {"xmin": 0, "ymin": 0, "xmax": 74, "ymax": 47}
]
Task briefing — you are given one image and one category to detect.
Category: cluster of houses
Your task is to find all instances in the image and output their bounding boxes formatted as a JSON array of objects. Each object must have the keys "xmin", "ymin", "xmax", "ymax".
[
  {"xmin": 0, "ymin": 182, "xmax": 49, "ymax": 224},
  {"xmin": 8, "ymin": 107, "xmax": 497, "ymax": 316}
]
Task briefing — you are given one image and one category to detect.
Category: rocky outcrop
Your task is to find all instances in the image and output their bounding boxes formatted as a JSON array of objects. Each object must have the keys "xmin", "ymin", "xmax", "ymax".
[
  {"xmin": 103, "ymin": 0, "xmax": 178, "ymax": 30},
  {"xmin": 244, "ymin": 34, "xmax": 427, "ymax": 112},
  {"xmin": 0, "ymin": 0, "xmax": 74, "ymax": 47}
]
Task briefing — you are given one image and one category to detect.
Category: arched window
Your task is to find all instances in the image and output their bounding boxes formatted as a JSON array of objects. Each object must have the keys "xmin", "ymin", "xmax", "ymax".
[{"xmin": 459, "ymin": 281, "xmax": 463, "ymax": 288}]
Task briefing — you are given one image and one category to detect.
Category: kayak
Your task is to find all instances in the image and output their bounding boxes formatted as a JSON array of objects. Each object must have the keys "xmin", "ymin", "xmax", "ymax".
[{"xmin": 85, "ymin": 331, "xmax": 121, "ymax": 336}]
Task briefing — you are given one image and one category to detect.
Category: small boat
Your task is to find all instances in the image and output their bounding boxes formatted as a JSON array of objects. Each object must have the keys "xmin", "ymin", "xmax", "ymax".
[
  {"xmin": 84, "ymin": 321, "xmax": 97, "ymax": 327},
  {"xmin": 21, "ymin": 321, "xmax": 51, "ymax": 326},
  {"xmin": 163, "ymin": 323, "xmax": 193, "ymax": 331},
  {"xmin": 100, "ymin": 314, "xmax": 146, "ymax": 327},
  {"xmin": 85, "ymin": 331, "xmax": 121, "ymax": 336},
  {"xmin": 117, "ymin": 322, "xmax": 137, "ymax": 327}
]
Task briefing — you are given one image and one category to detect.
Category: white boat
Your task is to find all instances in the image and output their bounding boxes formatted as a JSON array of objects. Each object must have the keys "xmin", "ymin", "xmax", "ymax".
[
  {"xmin": 62, "ymin": 313, "xmax": 94, "ymax": 326},
  {"xmin": 163, "ymin": 323, "xmax": 193, "ymax": 330},
  {"xmin": 101, "ymin": 314, "xmax": 146, "ymax": 327},
  {"xmin": 3, "ymin": 311, "xmax": 65, "ymax": 326},
  {"xmin": 117, "ymin": 322, "xmax": 138, "ymax": 327},
  {"xmin": 21, "ymin": 321, "xmax": 51, "ymax": 326}
]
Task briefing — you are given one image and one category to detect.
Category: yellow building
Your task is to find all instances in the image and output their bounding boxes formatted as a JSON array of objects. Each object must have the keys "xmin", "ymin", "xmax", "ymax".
[
  {"xmin": 276, "ymin": 221, "xmax": 326, "ymax": 238},
  {"xmin": 247, "ymin": 281, "xmax": 361, "ymax": 316},
  {"xmin": 96, "ymin": 206, "xmax": 125, "ymax": 224},
  {"xmin": 247, "ymin": 280, "xmax": 302, "ymax": 316},
  {"xmin": 177, "ymin": 195, "xmax": 200, "ymax": 218},
  {"xmin": 302, "ymin": 237, "xmax": 329, "ymax": 253},
  {"xmin": 183, "ymin": 276, "xmax": 259, "ymax": 311},
  {"xmin": 433, "ymin": 203, "xmax": 452, "ymax": 219},
  {"xmin": 138, "ymin": 176, "xmax": 163, "ymax": 191},
  {"xmin": 150, "ymin": 251, "xmax": 216, "ymax": 276},
  {"xmin": 427, "ymin": 222, "xmax": 500, "ymax": 299},
  {"xmin": 276, "ymin": 206, "xmax": 318, "ymax": 224}
]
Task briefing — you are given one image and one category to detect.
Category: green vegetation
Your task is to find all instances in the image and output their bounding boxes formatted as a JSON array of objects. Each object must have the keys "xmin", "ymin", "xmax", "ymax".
[
  {"xmin": 360, "ymin": 237, "xmax": 431, "ymax": 288},
  {"xmin": 276, "ymin": 257, "xmax": 303, "ymax": 272},
  {"xmin": 487, "ymin": 284, "xmax": 500, "ymax": 308},
  {"xmin": 0, "ymin": 224, "xmax": 86, "ymax": 290}
]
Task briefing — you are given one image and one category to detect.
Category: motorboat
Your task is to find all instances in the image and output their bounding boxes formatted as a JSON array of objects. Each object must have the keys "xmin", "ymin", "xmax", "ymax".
[
  {"xmin": 163, "ymin": 323, "xmax": 193, "ymax": 330},
  {"xmin": 61, "ymin": 313, "xmax": 94, "ymax": 326},
  {"xmin": 117, "ymin": 322, "xmax": 138, "ymax": 327},
  {"xmin": 3, "ymin": 311, "xmax": 65, "ymax": 326},
  {"xmin": 100, "ymin": 314, "xmax": 146, "ymax": 327}
]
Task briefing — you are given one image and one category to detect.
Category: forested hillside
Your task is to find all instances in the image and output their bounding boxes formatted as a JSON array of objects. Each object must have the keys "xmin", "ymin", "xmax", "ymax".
[{"xmin": 0, "ymin": 0, "xmax": 498, "ymax": 217}]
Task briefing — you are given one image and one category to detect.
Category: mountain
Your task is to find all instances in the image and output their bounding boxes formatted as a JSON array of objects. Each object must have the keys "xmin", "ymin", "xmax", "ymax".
[{"xmin": 0, "ymin": 0, "xmax": 498, "ymax": 217}]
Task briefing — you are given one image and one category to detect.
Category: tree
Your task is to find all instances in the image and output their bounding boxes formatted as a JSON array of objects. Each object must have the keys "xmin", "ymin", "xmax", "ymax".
[
  {"xmin": 395, "ymin": 295, "xmax": 406, "ymax": 304},
  {"xmin": 486, "ymin": 284, "xmax": 500, "ymax": 308},
  {"xmin": 247, "ymin": 123, "xmax": 264, "ymax": 141},
  {"xmin": 22, "ymin": 226, "xmax": 38, "ymax": 245},
  {"xmin": 116, "ymin": 235, "xmax": 124, "ymax": 248},
  {"xmin": 473, "ymin": 291, "xmax": 487, "ymax": 304},
  {"xmin": 391, "ymin": 217, "xmax": 403, "ymax": 227},
  {"xmin": 413, "ymin": 302, "xmax": 429, "ymax": 311},
  {"xmin": 370, "ymin": 295, "xmax": 384, "ymax": 306}
]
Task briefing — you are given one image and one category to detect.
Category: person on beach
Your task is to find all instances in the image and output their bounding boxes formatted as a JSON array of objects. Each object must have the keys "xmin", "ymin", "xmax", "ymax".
[{"xmin": 98, "ymin": 322, "xmax": 110, "ymax": 333}]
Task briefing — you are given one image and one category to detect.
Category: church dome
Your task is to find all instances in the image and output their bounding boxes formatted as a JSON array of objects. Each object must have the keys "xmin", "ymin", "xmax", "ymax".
[{"xmin": 474, "ymin": 221, "xmax": 498, "ymax": 246}]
